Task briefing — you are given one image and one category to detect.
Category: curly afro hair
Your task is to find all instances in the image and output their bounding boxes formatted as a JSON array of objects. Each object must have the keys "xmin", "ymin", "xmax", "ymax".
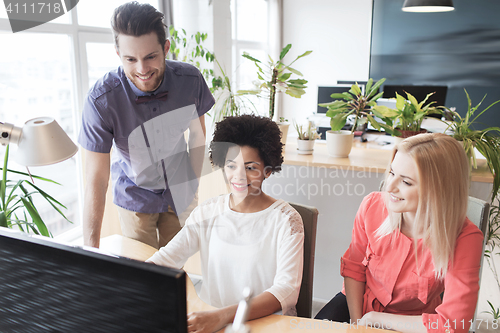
[{"xmin": 209, "ymin": 115, "xmax": 283, "ymax": 174}]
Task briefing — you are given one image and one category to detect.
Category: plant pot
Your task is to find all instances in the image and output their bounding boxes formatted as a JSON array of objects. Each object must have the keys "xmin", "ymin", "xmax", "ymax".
[
  {"xmin": 277, "ymin": 122, "xmax": 289, "ymax": 146},
  {"xmin": 394, "ymin": 129, "xmax": 428, "ymax": 145},
  {"xmin": 326, "ymin": 130, "xmax": 354, "ymax": 157},
  {"xmin": 398, "ymin": 128, "xmax": 428, "ymax": 138},
  {"xmin": 297, "ymin": 139, "xmax": 315, "ymax": 155}
]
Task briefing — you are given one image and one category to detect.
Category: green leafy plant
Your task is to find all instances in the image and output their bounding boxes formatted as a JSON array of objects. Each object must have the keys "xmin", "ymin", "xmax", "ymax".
[
  {"xmin": 209, "ymin": 59, "xmax": 257, "ymax": 123},
  {"xmin": 238, "ymin": 44, "xmax": 312, "ymax": 120},
  {"xmin": 319, "ymin": 78, "xmax": 386, "ymax": 134},
  {"xmin": 293, "ymin": 120, "xmax": 321, "ymax": 140},
  {"xmin": 483, "ymin": 301, "xmax": 500, "ymax": 320},
  {"xmin": 483, "ymin": 201, "xmax": 500, "ymax": 320},
  {"xmin": 443, "ymin": 90, "xmax": 500, "ymax": 199},
  {"xmin": 0, "ymin": 145, "xmax": 70, "ymax": 237},
  {"xmin": 372, "ymin": 91, "xmax": 442, "ymax": 137},
  {"xmin": 168, "ymin": 26, "xmax": 218, "ymax": 92}
]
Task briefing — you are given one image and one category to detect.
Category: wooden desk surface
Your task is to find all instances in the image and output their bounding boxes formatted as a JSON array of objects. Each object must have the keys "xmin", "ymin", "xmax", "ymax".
[
  {"xmin": 100, "ymin": 234, "xmax": 393, "ymax": 333},
  {"xmin": 100, "ymin": 234, "xmax": 215, "ymax": 313},
  {"xmin": 283, "ymin": 140, "xmax": 493, "ymax": 183}
]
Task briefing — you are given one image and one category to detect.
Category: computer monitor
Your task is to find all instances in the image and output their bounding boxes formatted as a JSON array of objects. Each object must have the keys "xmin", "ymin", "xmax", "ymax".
[
  {"xmin": 317, "ymin": 85, "xmax": 353, "ymax": 114},
  {"xmin": 382, "ymin": 85, "xmax": 448, "ymax": 107},
  {"xmin": 0, "ymin": 228, "xmax": 187, "ymax": 333}
]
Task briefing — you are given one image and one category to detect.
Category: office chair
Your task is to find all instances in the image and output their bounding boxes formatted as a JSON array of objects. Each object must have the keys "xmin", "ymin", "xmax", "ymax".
[
  {"xmin": 466, "ymin": 196, "xmax": 490, "ymax": 333},
  {"xmin": 289, "ymin": 202, "xmax": 319, "ymax": 318}
]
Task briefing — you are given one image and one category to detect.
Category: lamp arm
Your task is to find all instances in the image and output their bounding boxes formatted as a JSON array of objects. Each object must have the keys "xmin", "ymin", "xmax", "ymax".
[
  {"xmin": 226, "ymin": 287, "xmax": 253, "ymax": 333},
  {"xmin": 0, "ymin": 122, "xmax": 22, "ymax": 146}
]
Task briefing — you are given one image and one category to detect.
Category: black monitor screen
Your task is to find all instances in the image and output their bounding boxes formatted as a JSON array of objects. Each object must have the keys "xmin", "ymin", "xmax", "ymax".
[
  {"xmin": 0, "ymin": 229, "xmax": 187, "ymax": 333},
  {"xmin": 317, "ymin": 85, "xmax": 354, "ymax": 114},
  {"xmin": 382, "ymin": 85, "xmax": 448, "ymax": 107}
]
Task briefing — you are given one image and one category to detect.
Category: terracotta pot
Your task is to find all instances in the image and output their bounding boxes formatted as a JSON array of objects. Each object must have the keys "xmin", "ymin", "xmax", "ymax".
[
  {"xmin": 397, "ymin": 128, "xmax": 427, "ymax": 138},
  {"xmin": 394, "ymin": 129, "xmax": 428, "ymax": 144}
]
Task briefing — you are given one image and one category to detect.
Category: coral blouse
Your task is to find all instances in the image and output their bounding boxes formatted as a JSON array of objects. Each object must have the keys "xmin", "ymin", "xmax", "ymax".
[{"xmin": 341, "ymin": 192, "xmax": 483, "ymax": 333}]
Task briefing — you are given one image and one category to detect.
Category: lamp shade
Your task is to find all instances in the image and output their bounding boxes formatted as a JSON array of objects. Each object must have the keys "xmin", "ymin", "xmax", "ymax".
[
  {"xmin": 402, "ymin": 0, "xmax": 454, "ymax": 12},
  {"xmin": 12, "ymin": 117, "xmax": 78, "ymax": 166}
]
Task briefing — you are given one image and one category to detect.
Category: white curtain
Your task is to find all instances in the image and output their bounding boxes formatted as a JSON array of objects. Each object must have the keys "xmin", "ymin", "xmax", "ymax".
[
  {"xmin": 269, "ymin": 0, "xmax": 284, "ymax": 119},
  {"xmin": 161, "ymin": 0, "xmax": 174, "ymax": 27}
]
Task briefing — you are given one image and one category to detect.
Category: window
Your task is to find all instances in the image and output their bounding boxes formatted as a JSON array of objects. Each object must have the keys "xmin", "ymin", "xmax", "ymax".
[
  {"xmin": 231, "ymin": 0, "xmax": 279, "ymax": 116},
  {"xmin": 231, "ymin": 0, "xmax": 269, "ymax": 89},
  {"xmin": 0, "ymin": 4, "xmax": 7, "ymax": 18},
  {"xmin": 0, "ymin": 32, "xmax": 77, "ymax": 236},
  {"xmin": 77, "ymin": 0, "xmax": 159, "ymax": 28},
  {"xmin": 0, "ymin": 1, "xmax": 159, "ymax": 239},
  {"xmin": 86, "ymin": 42, "xmax": 121, "ymax": 88}
]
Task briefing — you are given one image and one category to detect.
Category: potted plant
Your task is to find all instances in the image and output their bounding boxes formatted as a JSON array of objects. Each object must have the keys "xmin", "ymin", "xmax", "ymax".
[
  {"xmin": 210, "ymin": 59, "xmax": 258, "ymax": 123},
  {"xmin": 0, "ymin": 145, "xmax": 70, "ymax": 237},
  {"xmin": 293, "ymin": 120, "xmax": 321, "ymax": 155},
  {"xmin": 372, "ymin": 91, "xmax": 443, "ymax": 143},
  {"xmin": 484, "ymin": 199, "xmax": 500, "ymax": 320},
  {"xmin": 442, "ymin": 90, "xmax": 500, "ymax": 200},
  {"xmin": 238, "ymin": 44, "xmax": 312, "ymax": 145},
  {"xmin": 444, "ymin": 91, "xmax": 500, "ymax": 321},
  {"xmin": 319, "ymin": 78, "xmax": 386, "ymax": 157},
  {"xmin": 168, "ymin": 26, "xmax": 218, "ymax": 92}
]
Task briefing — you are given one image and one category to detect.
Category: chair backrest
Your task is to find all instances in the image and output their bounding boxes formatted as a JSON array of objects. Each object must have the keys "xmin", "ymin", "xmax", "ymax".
[
  {"xmin": 289, "ymin": 202, "xmax": 319, "ymax": 318},
  {"xmin": 466, "ymin": 196, "xmax": 490, "ymax": 333},
  {"xmin": 467, "ymin": 196, "xmax": 489, "ymax": 236}
]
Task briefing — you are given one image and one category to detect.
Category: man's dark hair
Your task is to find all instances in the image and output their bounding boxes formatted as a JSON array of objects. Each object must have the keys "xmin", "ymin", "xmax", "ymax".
[
  {"xmin": 111, "ymin": 1, "xmax": 167, "ymax": 49},
  {"xmin": 209, "ymin": 115, "xmax": 284, "ymax": 174}
]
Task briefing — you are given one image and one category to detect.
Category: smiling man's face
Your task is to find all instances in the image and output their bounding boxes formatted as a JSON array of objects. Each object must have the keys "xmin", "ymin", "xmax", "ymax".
[{"xmin": 116, "ymin": 32, "xmax": 170, "ymax": 92}]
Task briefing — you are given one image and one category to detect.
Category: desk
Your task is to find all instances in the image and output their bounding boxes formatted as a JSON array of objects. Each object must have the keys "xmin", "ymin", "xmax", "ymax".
[
  {"xmin": 282, "ymin": 139, "xmax": 493, "ymax": 183},
  {"xmin": 264, "ymin": 139, "xmax": 493, "ymax": 303},
  {"xmin": 100, "ymin": 234, "xmax": 392, "ymax": 333}
]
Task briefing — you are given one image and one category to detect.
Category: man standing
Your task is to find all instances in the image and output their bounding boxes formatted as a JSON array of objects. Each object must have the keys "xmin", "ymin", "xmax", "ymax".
[{"xmin": 79, "ymin": 1, "xmax": 214, "ymax": 248}]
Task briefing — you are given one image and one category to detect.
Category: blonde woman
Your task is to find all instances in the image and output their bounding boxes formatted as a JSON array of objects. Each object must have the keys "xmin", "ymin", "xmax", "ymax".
[{"xmin": 316, "ymin": 133, "xmax": 483, "ymax": 333}]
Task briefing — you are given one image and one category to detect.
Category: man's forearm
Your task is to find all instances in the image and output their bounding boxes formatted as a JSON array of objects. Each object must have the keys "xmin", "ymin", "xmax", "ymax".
[
  {"xmin": 82, "ymin": 150, "xmax": 111, "ymax": 248},
  {"xmin": 82, "ymin": 182, "xmax": 107, "ymax": 248},
  {"xmin": 188, "ymin": 115, "xmax": 206, "ymax": 180}
]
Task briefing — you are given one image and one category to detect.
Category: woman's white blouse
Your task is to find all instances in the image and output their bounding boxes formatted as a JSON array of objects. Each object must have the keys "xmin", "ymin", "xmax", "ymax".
[{"xmin": 147, "ymin": 194, "xmax": 304, "ymax": 316}]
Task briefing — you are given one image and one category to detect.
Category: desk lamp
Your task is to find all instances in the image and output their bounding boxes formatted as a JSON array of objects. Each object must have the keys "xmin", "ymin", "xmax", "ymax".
[
  {"xmin": 0, "ymin": 117, "xmax": 78, "ymax": 166},
  {"xmin": 402, "ymin": 0, "xmax": 454, "ymax": 12},
  {"xmin": 225, "ymin": 287, "xmax": 252, "ymax": 333}
]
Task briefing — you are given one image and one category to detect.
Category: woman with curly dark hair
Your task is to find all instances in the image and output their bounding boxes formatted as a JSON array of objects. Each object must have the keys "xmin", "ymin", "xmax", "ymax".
[{"xmin": 148, "ymin": 115, "xmax": 304, "ymax": 333}]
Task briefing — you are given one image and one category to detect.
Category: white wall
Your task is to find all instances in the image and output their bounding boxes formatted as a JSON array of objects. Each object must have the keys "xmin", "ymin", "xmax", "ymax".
[
  {"xmin": 280, "ymin": 0, "xmax": 373, "ymax": 303},
  {"xmin": 281, "ymin": 0, "xmax": 373, "ymax": 125}
]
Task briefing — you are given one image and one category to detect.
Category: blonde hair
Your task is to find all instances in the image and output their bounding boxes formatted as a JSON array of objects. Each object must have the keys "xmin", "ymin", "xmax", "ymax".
[{"xmin": 378, "ymin": 133, "xmax": 470, "ymax": 278}]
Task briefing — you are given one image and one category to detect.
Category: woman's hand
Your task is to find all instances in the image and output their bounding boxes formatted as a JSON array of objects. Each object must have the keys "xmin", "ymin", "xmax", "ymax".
[
  {"xmin": 186, "ymin": 291, "xmax": 281, "ymax": 333},
  {"xmin": 357, "ymin": 311, "xmax": 384, "ymax": 328},
  {"xmin": 187, "ymin": 309, "xmax": 230, "ymax": 333},
  {"xmin": 358, "ymin": 311, "xmax": 426, "ymax": 333}
]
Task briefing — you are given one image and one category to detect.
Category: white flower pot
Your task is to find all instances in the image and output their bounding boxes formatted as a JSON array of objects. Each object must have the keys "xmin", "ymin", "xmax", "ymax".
[
  {"xmin": 297, "ymin": 139, "xmax": 315, "ymax": 154},
  {"xmin": 326, "ymin": 130, "xmax": 354, "ymax": 157},
  {"xmin": 277, "ymin": 123, "xmax": 289, "ymax": 146}
]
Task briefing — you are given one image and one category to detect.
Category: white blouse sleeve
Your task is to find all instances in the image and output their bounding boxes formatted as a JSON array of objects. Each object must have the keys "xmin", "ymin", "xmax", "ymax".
[
  {"xmin": 146, "ymin": 208, "xmax": 201, "ymax": 268},
  {"xmin": 265, "ymin": 208, "xmax": 304, "ymax": 315}
]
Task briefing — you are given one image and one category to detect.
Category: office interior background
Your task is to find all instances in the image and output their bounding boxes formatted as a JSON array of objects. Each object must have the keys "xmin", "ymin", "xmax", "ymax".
[{"xmin": 1, "ymin": 0, "xmax": 499, "ymax": 324}]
